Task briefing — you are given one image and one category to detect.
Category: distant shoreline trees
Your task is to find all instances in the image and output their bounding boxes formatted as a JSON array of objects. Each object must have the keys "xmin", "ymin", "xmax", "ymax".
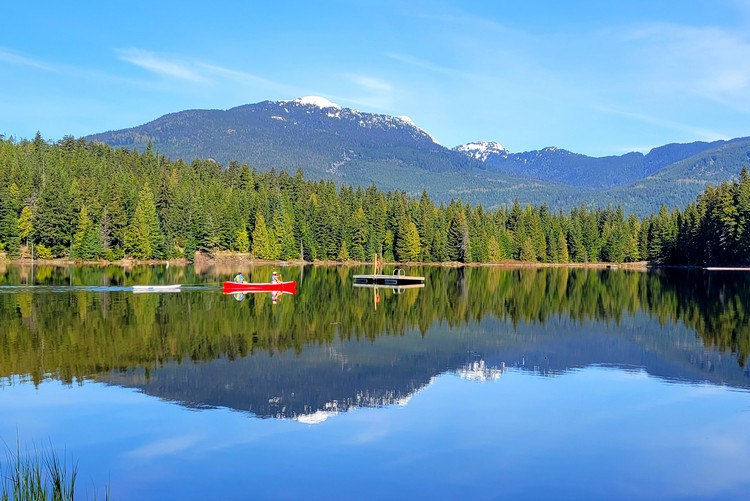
[{"xmin": 0, "ymin": 134, "xmax": 749, "ymax": 266}]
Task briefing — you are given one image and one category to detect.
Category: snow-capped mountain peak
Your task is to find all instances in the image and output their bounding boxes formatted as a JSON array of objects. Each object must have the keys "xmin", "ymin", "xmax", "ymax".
[
  {"xmin": 453, "ymin": 141, "xmax": 508, "ymax": 161},
  {"xmin": 397, "ymin": 115, "xmax": 415, "ymax": 126},
  {"xmin": 273, "ymin": 99, "xmax": 440, "ymax": 145},
  {"xmin": 291, "ymin": 96, "xmax": 342, "ymax": 109}
]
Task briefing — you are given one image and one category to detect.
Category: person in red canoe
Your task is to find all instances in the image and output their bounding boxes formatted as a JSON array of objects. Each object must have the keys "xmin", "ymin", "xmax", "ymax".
[
  {"xmin": 233, "ymin": 272, "xmax": 245, "ymax": 283},
  {"xmin": 270, "ymin": 271, "xmax": 282, "ymax": 303}
]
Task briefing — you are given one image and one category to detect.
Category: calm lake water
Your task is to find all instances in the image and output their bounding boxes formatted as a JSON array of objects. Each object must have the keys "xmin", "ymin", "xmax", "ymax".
[{"xmin": 2, "ymin": 264, "xmax": 750, "ymax": 500}]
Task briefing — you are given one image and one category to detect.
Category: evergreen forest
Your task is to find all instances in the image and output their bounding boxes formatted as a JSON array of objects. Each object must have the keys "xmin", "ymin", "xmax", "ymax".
[{"xmin": 1, "ymin": 134, "xmax": 750, "ymax": 266}]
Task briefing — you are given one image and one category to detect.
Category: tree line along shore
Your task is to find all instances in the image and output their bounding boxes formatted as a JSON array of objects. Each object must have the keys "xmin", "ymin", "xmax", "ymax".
[
  {"xmin": 1, "ymin": 134, "xmax": 749, "ymax": 267},
  {"xmin": 0, "ymin": 252, "xmax": 650, "ymax": 270}
]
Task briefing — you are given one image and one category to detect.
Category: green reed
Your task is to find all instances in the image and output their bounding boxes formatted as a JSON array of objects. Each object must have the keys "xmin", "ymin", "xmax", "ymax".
[{"xmin": 1, "ymin": 440, "xmax": 108, "ymax": 501}]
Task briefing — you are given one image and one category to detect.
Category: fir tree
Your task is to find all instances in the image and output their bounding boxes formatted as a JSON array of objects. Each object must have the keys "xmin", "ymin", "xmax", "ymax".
[
  {"xmin": 234, "ymin": 227, "xmax": 250, "ymax": 253},
  {"xmin": 124, "ymin": 184, "xmax": 162, "ymax": 259},
  {"xmin": 338, "ymin": 240, "xmax": 350, "ymax": 261},
  {"xmin": 446, "ymin": 206, "xmax": 469, "ymax": 262},
  {"xmin": 251, "ymin": 213, "xmax": 277, "ymax": 259},
  {"xmin": 487, "ymin": 234, "xmax": 505, "ymax": 262},
  {"xmin": 17, "ymin": 206, "xmax": 33, "ymax": 251},
  {"xmin": 396, "ymin": 220, "xmax": 421, "ymax": 262},
  {"xmin": 72, "ymin": 205, "xmax": 103, "ymax": 259}
]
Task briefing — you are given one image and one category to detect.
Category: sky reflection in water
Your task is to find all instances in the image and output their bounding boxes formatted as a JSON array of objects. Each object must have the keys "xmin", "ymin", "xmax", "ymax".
[
  {"xmin": 3, "ymin": 265, "xmax": 750, "ymax": 499},
  {"xmin": 3, "ymin": 365, "xmax": 750, "ymax": 500}
]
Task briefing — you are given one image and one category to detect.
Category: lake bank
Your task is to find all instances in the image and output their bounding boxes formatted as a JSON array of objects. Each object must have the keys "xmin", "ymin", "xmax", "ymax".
[{"xmin": 0, "ymin": 250, "xmax": 650, "ymax": 270}]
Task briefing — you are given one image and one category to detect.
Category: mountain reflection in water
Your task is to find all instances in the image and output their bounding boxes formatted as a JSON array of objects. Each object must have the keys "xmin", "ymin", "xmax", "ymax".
[{"xmin": 1, "ymin": 264, "xmax": 749, "ymax": 421}]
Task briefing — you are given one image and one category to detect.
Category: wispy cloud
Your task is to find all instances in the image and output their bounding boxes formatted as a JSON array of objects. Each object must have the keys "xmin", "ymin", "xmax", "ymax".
[
  {"xmin": 0, "ymin": 47, "xmax": 57, "ymax": 71},
  {"xmin": 385, "ymin": 52, "xmax": 456, "ymax": 76},
  {"xmin": 332, "ymin": 74, "xmax": 397, "ymax": 111},
  {"xmin": 412, "ymin": 5, "xmax": 511, "ymax": 36},
  {"xmin": 198, "ymin": 63, "xmax": 277, "ymax": 87},
  {"xmin": 117, "ymin": 48, "xmax": 207, "ymax": 83},
  {"xmin": 624, "ymin": 23, "xmax": 750, "ymax": 109},
  {"xmin": 346, "ymin": 74, "xmax": 393, "ymax": 93},
  {"xmin": 593, "ymin": 104, "xmax": 728, "ymax": 141}
]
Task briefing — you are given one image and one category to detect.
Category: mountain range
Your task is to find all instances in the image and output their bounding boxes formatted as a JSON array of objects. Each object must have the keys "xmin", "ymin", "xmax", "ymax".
[{"xmin": 86, "ymin": 96, "xmax": 750, "ymax": 215}]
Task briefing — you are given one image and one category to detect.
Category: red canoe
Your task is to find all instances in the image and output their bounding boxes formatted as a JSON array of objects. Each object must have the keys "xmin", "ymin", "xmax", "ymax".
[{"xmin": 223, "ymin": 280, "xmax": 297, "ymax": 294}]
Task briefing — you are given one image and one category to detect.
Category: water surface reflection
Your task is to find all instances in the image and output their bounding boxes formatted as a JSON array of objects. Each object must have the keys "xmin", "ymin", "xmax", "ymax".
[{"xmin": 2, "ymin": 265, "xmax": 750, "ymax": 498}]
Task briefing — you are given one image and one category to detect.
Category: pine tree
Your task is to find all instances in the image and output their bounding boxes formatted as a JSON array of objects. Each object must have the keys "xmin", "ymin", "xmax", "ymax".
[
  {"xmin": 519, "ymin": 236, "xmax": 537, "ymax": 262},
  {"xmin": 1, "ymin": 210, "xmax": 20, "ymax": 257},
  {"xmin": 624, "ymin": 214, "xmax": 641, "ymax": 262},
  {"xmin": 581, "ymin": 209, "xmax": 602, "ymax": 262},
  {"xmin": 17, "ymin": 206, "xmax": 33, "ymax": 252},
  {"xmin": 649, "ymin": 204, "xmax": 678, "ymax": 264},
  {"xmin": 124, "ymin": 202, "xmax": 153, "ymax": 259},
  {"xmin": 273, "ymin": 197, "xmax": 297, "ymax": 259},
  {"xmin": 736, "ymin": 167, "xmax": 750, "ymax": 262},
  {"xmin": 446, "ymin": 206, "xmax": 469, "ymax": 262},
  {"xmin": 234, "ymin": 227, "xmax": 250, "ymax": 253},
  {"xmin": 72, "ymin": 205, "xmax": 103, "ymax": 259},
  {"xmin": 124, "ymin": 184, "xmax": 162, "ymax": 259},
  {"xmin": 556, "ymin": 230, "xmax": 570, "ymax": 263},
  {"xmin": 251, "ymin": 213, "xmax": 277, "ymax": 259},
  {"xmin": 338, "ymin": 239, "xmax": 350, "ymax": 261},
  {"xmin": 527, "ymin": 206, "xmax": 546, "ymax": 262},
  {"xmin": 36, "ymin": 175, "xmax": 74, "ymax": 256},
  {"xmin": 395, "ymin": 220, "xmax": 421, "ymax": 262},
  {"xmin": 383, "ymin": 229, "xmax": 395, "ymax": 262},
  {"xmin": 567, "ymin": 212, "xmax": 586, "ymax": 262},
  {"xmin": 487, "ymin": 234, "xmax": 505, "ymax": 262},
  {"xmin": 417, "ymin": 191, "xmax": 435, "ymax": 262},
  {"xmin": 350, "ymin": 207, "xmax": 368, "ymax": 262}
]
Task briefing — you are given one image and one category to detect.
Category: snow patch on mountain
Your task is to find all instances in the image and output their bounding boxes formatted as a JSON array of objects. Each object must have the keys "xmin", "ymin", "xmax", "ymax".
[
  {"xmin": 395, "ymin": 116, "xmax": 440, "ymax": 145},
  {"xmin": 290, "ymin": 96, "xmax": 342, "ymax": 109},
  {"xmin": 275, "ymin": 98, "xmax": 440, "ymax": 145},
  {"xmin": 453, "ymin": 141, "xmax": 508, "ymax": 161},
  {"xmin": 397, "ymin": 115, "xmax": 415, "ymax": 126}
]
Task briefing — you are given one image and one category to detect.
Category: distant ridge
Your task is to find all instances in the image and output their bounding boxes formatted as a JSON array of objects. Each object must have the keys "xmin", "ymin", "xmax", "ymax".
[{"xmin": 86, "ymin": 97, "xmax": 750, "ymax": 215}]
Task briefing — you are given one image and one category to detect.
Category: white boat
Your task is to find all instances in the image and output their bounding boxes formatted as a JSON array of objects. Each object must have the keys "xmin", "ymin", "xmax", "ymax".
[{"xmin": 132, "ymin": 284, "xmax": 182, "ymax": 293}]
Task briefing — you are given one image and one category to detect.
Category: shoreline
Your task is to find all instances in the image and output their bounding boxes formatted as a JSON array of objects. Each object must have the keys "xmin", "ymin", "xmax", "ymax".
[{"xmin": 0, "ymin": 251, "xmax": 652, "ymax": 269}]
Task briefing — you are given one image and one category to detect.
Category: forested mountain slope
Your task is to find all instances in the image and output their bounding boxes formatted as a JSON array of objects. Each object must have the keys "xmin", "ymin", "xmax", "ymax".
[{"xmin": 85, "ymin": 97, "xmax": 750, "ymax": 214}]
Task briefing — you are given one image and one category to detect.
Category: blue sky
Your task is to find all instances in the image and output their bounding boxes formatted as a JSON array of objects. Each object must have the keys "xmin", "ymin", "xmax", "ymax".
[{"xmin": 3, "ymin": 0, "xmax": 750, "ymax": 156}]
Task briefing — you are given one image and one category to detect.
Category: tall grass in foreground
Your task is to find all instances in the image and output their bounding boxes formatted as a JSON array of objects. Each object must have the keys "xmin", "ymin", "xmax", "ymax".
[{"xmin": 1, "ymin": 440, "xmax": 109, "ymax": 501}]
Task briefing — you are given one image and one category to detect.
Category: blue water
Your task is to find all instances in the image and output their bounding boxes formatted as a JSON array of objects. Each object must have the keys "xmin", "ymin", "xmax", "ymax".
[
  {"xmin": 3, "ymin": 265, "xmax": 750, "ymax": 500},
  {"xmin": 3, "ymin": 366, "xmax": 750, "ymax": 500}
]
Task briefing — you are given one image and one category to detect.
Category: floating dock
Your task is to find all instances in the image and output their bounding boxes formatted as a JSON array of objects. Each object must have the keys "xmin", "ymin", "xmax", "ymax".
[
  {"xmin": 352, "ymin": 282, "xmax": 424, "ymax": 289},
  {"xmin": 353, "ymin": 269, "xmax": 425, "ymax": 287}
]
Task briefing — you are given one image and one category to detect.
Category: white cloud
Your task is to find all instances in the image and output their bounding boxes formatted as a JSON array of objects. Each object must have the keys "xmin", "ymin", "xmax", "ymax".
[
  {"xmin": 346, "ymin": 74, "xmax": 393, "ymax": 93},
  {"xmin": 385, "ymin": 52, "xmax": 456, "ymax": 76},
  {"xmin": 199, "ymin": 62, "xmax": 277, "ymax": 87},
  {"xmin": 624, "ymin": 23, "xmax": 750, "ymax": 108},
  {"xmin": 592, "ymin": 104, "xmax": 729, "ymax": 141},
  {"xmin": 117, "ymin": 48, "xmax": 207, "ymax": 83},
  {"xmin": 0, "ymin": 47, "xmax": 57, "ymax": 72},
  {"xmin": 330, "ymin": 74, "xmax": 399, "ymax": 112}
]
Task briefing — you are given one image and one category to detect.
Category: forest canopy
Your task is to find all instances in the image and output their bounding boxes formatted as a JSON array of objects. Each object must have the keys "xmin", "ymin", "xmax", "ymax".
[{"xmin": 0, "ymin": 134, "xmax": 749, "ymax": 266}]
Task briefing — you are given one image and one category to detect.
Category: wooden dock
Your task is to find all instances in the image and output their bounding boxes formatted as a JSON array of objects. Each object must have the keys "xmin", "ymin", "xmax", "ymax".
[
  {"xmin": 353, "ymin": 281, "xmax": 425, "ymax": 289},
  {"xmin": 353, "ymin": 269, "xmax": 425, "ymax": 287}
]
